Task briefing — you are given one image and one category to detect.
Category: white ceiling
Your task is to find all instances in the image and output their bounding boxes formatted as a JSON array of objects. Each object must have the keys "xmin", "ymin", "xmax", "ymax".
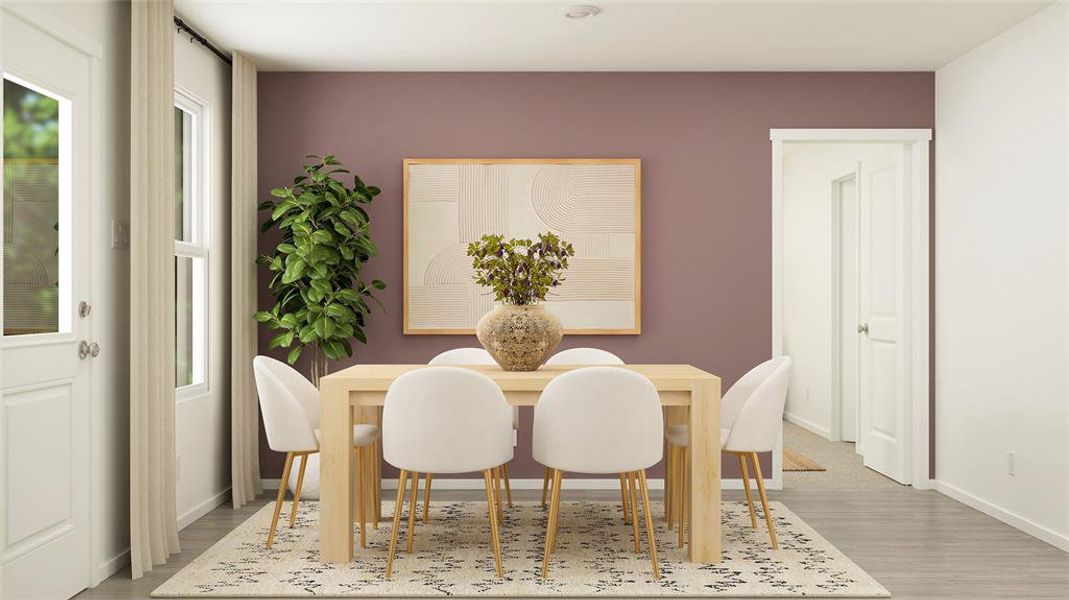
[{"xmin": 175, "ymin": 0, "xmax": 1052, "ymax": 72}]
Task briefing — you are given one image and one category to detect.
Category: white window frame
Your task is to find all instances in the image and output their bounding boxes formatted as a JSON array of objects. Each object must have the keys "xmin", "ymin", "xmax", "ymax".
[{"xmin": 174, "ymin": 87, "xmax": 211, "ymax": 400}]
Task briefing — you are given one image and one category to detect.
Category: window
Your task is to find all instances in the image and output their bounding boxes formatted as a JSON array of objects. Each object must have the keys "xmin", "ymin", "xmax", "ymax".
[
  {"xmin": 174, "ymin": 92, "xmax": 208, "ymax": 393},
  {"xmin": 2, "ymin": 75, "xmax": 71, "ymax": 337}
]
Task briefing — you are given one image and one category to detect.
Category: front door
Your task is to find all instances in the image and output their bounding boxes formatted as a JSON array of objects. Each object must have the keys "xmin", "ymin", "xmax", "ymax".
[
  {"xmin": 857, "ymin": 154, "xmax": 910, "ymax": 484},
  {"xmin": 1, "ymin": 8, "xmax": 94, "ymax": 598}
]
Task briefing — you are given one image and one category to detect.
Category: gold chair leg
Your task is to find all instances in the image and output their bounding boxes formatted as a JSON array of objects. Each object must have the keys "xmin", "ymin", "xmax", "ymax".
[
  {"xmin": 750, "ymin": 452, "xmax": 779, "ymax": 549},
  {"xmin": 665, "ymin": 445, "xmax": 675, "ymax": 527},
  {"xmin": 542, "ymin": 468, "xmax": 563, "ymax": 579},
  {"xmin": 637, "ymin": 470, "xmax": 661, "ymax": 579},
  {"xmin": 627, "ymin": 472, "xmax": 641, "ymax": 552},
  {"xmin": 385, "ymin": 470, "xmax": 409, "ymax": 580},
  {"xmin": 422, "ymin": 473, "xmax": 432, "ymax": 523},
  {"xmin": 493, "ymin": 466, "xmax": 504, "ymax": 520},
  {"xmin": 372, "ymin": 443, "xmax": 381, "ymax": 527},
  {"xmin": 357, "ymin": 447, "xmax": 367, "ymax": 548},
  {"xmin": 482, "ymin": 469, "xmax": 505, "ymax": 577},
  {"xmin": 550, "ymin": 469, "xmax": 563, "ymax": 552},
  {"xmin": 288, "ymin": 452, "xmax": 308, "ymax": 528},
  {"xmin": 502, "ymin": 463, "xmax": 513, "ymax": 507},
  {"xmin": 406, "ymin": 471, "xmax": 420, "ymax": 553},
  {"xmin": 541, "ymin": 467, "xmax": 552, "ymax": 508},
  {"xmin": 267, "ymin": 452, "xmax": 294, "ymax": 548},
  {"xmin": 619, "ymin": 473, "xmax": 631, "ymax": 524},
  {"xmin": 737, "ymin": 452, "xmax": 758, "ymax": 529},
  {"xmin": 678, "ymin": 447, "xmax": 688, "ymax": 548}
]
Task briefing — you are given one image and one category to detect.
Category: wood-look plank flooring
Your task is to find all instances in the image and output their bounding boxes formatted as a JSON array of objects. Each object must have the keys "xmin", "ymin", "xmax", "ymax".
[{"xmin": 77, "ymin": 488, "xmax": 1069, "ymax": 600}]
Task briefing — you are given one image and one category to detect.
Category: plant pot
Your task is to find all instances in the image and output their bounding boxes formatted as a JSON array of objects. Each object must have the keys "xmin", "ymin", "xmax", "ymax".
[{"xmin": 476, "ymin": 304, "xmax": 563, "ymax": 371}]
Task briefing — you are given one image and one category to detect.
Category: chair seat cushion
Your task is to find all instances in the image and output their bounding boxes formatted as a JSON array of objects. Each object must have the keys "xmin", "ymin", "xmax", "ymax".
[
  {"xmin": 664, "ymin": 424, "xmax": 729, "ymax": 448},
  {"xmin": 315, "ymin": 424, "xmax": 381, "ymax": 447}
]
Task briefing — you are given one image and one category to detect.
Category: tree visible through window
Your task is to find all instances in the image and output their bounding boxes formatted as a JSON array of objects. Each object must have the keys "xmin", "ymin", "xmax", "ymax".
[{"xmin": 2, "ymin": 77, "xmax": 61, "ymax": 336}]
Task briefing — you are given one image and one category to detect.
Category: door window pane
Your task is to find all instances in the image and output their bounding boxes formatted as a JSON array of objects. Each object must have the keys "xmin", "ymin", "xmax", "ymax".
[{"xmin": 3, "ymin": 77, "xmax": 61, "ymax": 336}]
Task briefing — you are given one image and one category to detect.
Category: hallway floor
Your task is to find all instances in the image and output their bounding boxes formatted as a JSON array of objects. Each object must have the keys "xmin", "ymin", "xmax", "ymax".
[{"xmin": 783, "ymin": 421, "xmax": 903, "ymax": 490}]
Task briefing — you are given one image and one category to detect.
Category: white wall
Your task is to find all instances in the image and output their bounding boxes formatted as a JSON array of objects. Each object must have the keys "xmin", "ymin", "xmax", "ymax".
[
  {"xmin": 173, "ymin": 29, "xmax": 232, "ymax": 529},
  {"xmin": 935, "ymin": 1, "xmax": 1069, "ymax": 551},
  {"xmin": 781, "ymin": 142, "xmax": 899, "ymax": 439}
]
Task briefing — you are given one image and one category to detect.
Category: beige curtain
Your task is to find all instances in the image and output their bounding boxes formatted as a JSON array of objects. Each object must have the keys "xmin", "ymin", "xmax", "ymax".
[
  {"xmin": 231, "ymin": 51, "xmax": 263, "ymax": 509},
  {"xmin": 130, "ymin": 0, "xmax": 179, "ymax": 579}
]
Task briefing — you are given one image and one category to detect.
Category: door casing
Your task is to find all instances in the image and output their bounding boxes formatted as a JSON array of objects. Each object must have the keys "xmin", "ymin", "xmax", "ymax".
[{"xmin": 770, "ymin": 128, "xmax": 931, "ymax": 489}]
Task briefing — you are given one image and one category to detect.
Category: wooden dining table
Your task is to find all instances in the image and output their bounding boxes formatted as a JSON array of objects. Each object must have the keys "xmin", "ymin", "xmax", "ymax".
[{"xmin": 318, "ymin": 363, "xmax": 722, "ymax": 564}]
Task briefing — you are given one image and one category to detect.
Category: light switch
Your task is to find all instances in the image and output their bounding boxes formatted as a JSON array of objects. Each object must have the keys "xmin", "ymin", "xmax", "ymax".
[{"xmin": 111, "ymin": 219, "xmax": 130, "ymax": 249}]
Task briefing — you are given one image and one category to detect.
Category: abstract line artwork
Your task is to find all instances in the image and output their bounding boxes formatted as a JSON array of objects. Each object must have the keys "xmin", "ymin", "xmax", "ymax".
[{"xmin": 404, "ymin": 159, "xmax": 640, "ymax": 334}]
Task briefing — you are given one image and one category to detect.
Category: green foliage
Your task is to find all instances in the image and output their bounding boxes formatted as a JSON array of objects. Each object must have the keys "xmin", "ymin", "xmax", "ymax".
[
  {"xmin": 255, "ymin": 155, "xmax": 385, "ymax": 365},
  {"xmin": 467, "ymin": 232, "xmax": 575, "ymax": 306},
  {"xmin": 3, "ymin": 79, "xmax": 59, "ymax": 159}
]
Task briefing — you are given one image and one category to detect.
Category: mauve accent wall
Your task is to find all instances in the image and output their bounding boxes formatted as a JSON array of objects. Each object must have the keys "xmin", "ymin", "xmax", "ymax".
[{"xmin": 257, "ymin": 72, "xmax": 935, "ymax": 480}]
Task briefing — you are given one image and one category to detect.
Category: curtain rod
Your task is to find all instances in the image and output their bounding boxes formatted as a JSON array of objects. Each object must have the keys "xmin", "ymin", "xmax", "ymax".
[{"xmin": 174, "ymin": 16, "xmax": 233, "ymax": 66}]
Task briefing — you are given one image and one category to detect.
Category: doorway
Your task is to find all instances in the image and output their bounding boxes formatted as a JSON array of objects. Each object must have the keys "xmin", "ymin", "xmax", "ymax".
[
  {"xmin": 771, "ymin": 129, "xmax": 931, "ymax": 489},
  {"xmin": 1, "ymin": 7, "xmax": 98, "ymax": 599}
]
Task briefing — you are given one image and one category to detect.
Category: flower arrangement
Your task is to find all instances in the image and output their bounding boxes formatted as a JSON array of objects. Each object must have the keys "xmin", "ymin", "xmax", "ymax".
[{"xmin": 467, "ymin": 232, "xmax": 576, "ymax": 305}]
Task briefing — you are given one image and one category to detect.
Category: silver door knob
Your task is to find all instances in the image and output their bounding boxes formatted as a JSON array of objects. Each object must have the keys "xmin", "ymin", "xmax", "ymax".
[
  {"xmin": 79, "ymin": 341, "xmax": 101, "ymax": 359},
  {"xmin": 857, "ymin": 323, "xmax": 869, "ymax": 334}
]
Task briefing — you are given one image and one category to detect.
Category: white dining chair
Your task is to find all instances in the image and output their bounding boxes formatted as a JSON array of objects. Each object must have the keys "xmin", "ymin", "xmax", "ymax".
[
  {"xmin": 253, "ymin": 355, "xmax": 380, "ymax": 549},
  {"xmin": 382, "ymin": 367, "xmax": 514, "ymax": 579},
  {"xmin": 533, "ymin": 367, "xmax": 663, "ymax": 579},
  {"xmin": 425, "ymin": 348, "xmax": 515, "ymax": 515},
  {"xmin": 540, "ymin": 348, "xmax": 631, "ymax": 521},
  {"xmin": 665, "ymin": 356, "xmax": 791, "ymax": 549}
]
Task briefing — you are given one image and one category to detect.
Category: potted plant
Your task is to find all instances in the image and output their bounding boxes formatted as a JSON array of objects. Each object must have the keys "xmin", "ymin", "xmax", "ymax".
[
  {"xmin": 255, "ymin": 155, "xmax": 385, "ymax": 386},
  {"xmin": 467, "ymin": 232, "xmax": 575, "ymax": 371}
]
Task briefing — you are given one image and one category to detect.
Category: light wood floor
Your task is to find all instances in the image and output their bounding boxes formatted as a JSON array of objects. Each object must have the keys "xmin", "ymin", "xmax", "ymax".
[{"xmin": 78, "ymin": 488, "xmax": 1069, "ymax": 600}]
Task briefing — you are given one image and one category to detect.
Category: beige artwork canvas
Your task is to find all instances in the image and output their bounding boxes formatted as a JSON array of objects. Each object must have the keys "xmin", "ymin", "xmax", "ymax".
[{"xmin": 403, "ymin": 158, "xmax": 641, "ymax": 334}]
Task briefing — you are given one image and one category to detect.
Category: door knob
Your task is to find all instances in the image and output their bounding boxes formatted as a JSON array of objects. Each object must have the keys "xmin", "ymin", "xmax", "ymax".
[
  {"xmin": 79, "ymin": 341, "xmax": 101, "ymax": 360},
  {"xmin": 857, "ymin": 323, "xmax": 869, "ymax": 334}
]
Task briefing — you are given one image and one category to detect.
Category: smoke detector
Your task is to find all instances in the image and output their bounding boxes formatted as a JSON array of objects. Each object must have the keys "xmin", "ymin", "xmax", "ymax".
[{"xmin": 561, "ymin": 5, "xmax": 601, "ymax": 19}]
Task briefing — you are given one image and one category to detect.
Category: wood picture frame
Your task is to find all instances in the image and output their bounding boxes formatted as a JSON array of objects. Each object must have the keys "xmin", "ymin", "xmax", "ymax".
[{"xmin": 403, "ymin": 158, "xmax": 641, "ymax": 335}]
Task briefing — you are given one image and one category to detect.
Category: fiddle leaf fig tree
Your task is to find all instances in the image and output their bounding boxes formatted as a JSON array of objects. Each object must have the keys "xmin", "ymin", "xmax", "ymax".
[{"xmin": 255, "ymin": 155, "xmax": 385, "ymax": 385}]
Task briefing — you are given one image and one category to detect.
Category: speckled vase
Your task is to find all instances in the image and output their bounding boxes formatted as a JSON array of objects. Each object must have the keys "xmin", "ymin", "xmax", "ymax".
[{"xmin": 476, "ymin": 304, "xmax": 563, "ymax": 371}]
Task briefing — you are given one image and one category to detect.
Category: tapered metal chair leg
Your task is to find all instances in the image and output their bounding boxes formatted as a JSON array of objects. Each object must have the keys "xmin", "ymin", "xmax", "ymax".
[
  {"xmin": 737, "ymin": 452, "xmax": 758, "ymax": 528},
  {"xmin": 750, "ymin": 452, "xmax": 779, "ymax": 549},
  {"xmin": 267, "ymin": 452, "xmax": 294, "ymax": 549},
  {"xmin": 406, "ymin": 471, "xmax": 420, "ymax": 553},
  {"xmin": 638, "ymin": 470, "xmax": 661, "ymax": 579},
  {"xmin": 288, "ymin": 452, "xmax": 308, "ymax": 528},
  {"xmin": 483, "ymin": 469, "xmax": 505, "ymax": 577},
  {"xmin": 385, "ymin": 470, "xmax": 409, "ymax": 580}
]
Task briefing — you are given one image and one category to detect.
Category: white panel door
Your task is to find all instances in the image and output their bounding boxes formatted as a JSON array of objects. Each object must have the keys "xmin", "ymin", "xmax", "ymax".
[
  {"xmin": 1, "ymin": 8, "xmax": 94, "ymax": 599},
  {"xmin": 857, "ymin": 157, "xmax": 909, "ymax": 484}
]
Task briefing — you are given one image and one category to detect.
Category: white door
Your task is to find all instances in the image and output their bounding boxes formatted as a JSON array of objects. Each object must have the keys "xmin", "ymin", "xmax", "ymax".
[
  {"xmin": 1, "ymin": 9, "xmax": 94, "ymax": 599},
  {"xmin": 857, "ymin": 156, "xmax": 910, "ymax": 484},
  {"xmin": 836, "ymin": 174, "xmax": 859, "ymax": 443}
]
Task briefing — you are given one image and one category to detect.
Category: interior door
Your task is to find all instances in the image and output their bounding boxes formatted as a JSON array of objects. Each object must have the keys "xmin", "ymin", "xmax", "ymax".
[
  {"xmin": 1, "ymin": 9, "xmax": 94, "ymax": 599},
  {"xmin": 857, "ymin": 155, "xmax": 909, "ymax": 484}
]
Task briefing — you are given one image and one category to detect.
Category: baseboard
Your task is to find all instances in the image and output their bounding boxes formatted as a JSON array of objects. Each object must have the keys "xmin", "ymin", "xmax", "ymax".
[
  {"xmin": 935, "ymin": 480, "xmax": 1069, "ymax": 552},
  {"xmin": 178, "ymin": 488, "xmax": 232, "ymax": 531},
  {"xmin": 261, "ymin": 477, "xmax": 763, "ymax": 492},
  {"xmin": 783, "ymin": 412, "xmax": 832, "ymax": 440},
  {"xmin": 94, "ymin": 548, "xmax": 130, "ymax": 585}
]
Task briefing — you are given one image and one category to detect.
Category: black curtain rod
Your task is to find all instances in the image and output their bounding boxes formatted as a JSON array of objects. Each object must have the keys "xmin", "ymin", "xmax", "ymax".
[{"xmin": 174, "ymin": 16, "xmax": 232, "ymax": 66}]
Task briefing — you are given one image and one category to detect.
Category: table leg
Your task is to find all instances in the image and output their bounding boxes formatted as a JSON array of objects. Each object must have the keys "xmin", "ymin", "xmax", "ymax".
[
  {"xmin": 688, "ymin": 377, "xmax": 721, "ymax": 563},
  {"xmin": 320, "ymin": 379, "xmax": 354, "ymax": 563}
]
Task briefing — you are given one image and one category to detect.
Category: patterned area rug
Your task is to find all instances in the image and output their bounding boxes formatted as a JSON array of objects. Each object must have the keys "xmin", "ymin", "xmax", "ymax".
[
  {"xmin": 152, "ymin": 501, "xmax": 888, "ymax": 597},
  {"xmin": 783, "ymin": 448, "xmax": 827, "ymax": 472}
]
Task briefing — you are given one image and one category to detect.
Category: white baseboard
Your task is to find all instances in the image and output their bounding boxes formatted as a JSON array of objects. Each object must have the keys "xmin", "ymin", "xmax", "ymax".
[
  {"xmin": 94, "ymin": 548, "xmax": 130, "ymax": 584},
  {"xmin": 178, "ymin": 488, "xmax": 232, "ymax": 531},
  {"xmin": 783, "ymin": 412, "xmax": 832, "ymax": 440},
  {"xmin": 261, "ymin": 477, "xmax": 765, "ymax": 492},
  {"xmin": 935, "ymin": 480, "xmax": 1069, "ymax": 552}
]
